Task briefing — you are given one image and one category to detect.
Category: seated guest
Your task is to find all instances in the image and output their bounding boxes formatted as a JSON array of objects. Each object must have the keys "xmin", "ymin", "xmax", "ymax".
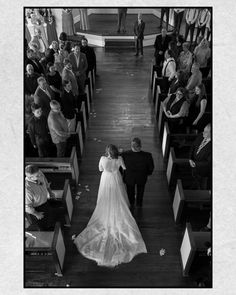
[
  {"xmin": 187, "ymin": 83, "xmax": 208, "ymax": 132},
  {"xmin": 68, "ymin": 43, "xmax": 88, "ymax": 94},
  {"xmin": 154, "ymin": 28, "xmax": 171, "ymax": 67},
  {"xmin": 25, "ymin": 64, "xmax": 40, "ymax": 96},
  {"xmin": 27, "ymin": 103, "xmax": 52, "ymax": 157},
  {"xmin": 46, "ymin": 62, "xmax": 62, "ymax": 102},
  {"xmin": 81, "ymin": 37, "xmax": 97, "ymax": 76},
  {"xmin": 189, "ymin": 123, "xmax": 211, "ymax": 189},
  {"xmin": 168, "ymin": 69, "xmax": 186, "ymax": 95},
  {"xmin": 61, "ymin": 80, "xmax": 79, "ymax": 132},
  {"xmin": 163, "ymin": 87, "xmax": 189, "ymax": 132},
  {"xmin": 62, "ymin": 58, "xmax": 79, "ymax": 98},
  {"xmin": 34, "ymin": 76, "xmax": 55, "ymax": 117},
  {"xmin": 186, "ymin": 62, "xmax": 202, "ymax": 98},
  {"xmin": 25, "ymin": 165, "xmax": 65, "ymax": 230},
  {"xmin": 161, "ymin": 49, "xmax": 176, "ymax": 94},
  {"xmin": 193, "ymin": 38, "xmax": 211, "ymax": 78},
  {"xmin": 25, "ymin": 49, "xmax": 45, "ymax": 75},
  {"xmin": 47, "ymin": 100, "xmax": 70, "ymax": 157},
  {"xmin": 178, "ymin": 42, "xmax": 193, "ymax": 80}
]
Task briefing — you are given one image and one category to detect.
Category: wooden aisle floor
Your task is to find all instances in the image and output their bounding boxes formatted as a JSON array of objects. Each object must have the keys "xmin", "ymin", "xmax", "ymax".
[{"xmin": 25, "ymin": 46, "xmax": 193, "ymax": 288}]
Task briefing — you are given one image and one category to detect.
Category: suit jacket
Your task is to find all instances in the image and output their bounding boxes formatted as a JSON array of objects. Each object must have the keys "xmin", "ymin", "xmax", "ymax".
[
  {"xmin": 25, "ymin": 57, "xmax": 45, "ymax": 75},
  {"xmin": 154, "ymin": 34, "xmax": 171, "ymax": 56},
  {"xmin": 34, "ymin": 85, "xmax": 55, "ymax": 117},
  {"xmin": 81, "ymin": 45, "xmax": 96, "ymax": 72},
  {"xmin": 134, "ymin": 20, "xmax": 145, "ymax": 39},
  {"xmin": 68, "ymin": 52, "xmax": 88, "ymax": 78},
  {"xmin": 122, "ymin": 150, "xmax": 154, "ymax": 185},
  {"xmin": 189, "ymin": 134, "xmax": 211, "ymax": 177}
]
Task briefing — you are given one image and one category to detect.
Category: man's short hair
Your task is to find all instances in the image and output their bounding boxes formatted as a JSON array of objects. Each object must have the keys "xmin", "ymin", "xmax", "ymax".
[
  {"xmin": 25, "ymin": 165, "xmax": 39, "ymax": 175},
  {"xmin": 62, "ymin": 80, "xmax": 71, "ymax": 87},
  {"xmin": 31, "ymin": 103, "xmax": 41, "ymax": 112},
  {"xmin": 37, "ymin": 76, "xmax": 46, "ymax": 84},
  {"xmin": 131, "ymin": 137, "xmax": 142, "ymax": 151},
  {"xmin": 50, "ymin": 100, "xmax": 60, "ymax": 109}
]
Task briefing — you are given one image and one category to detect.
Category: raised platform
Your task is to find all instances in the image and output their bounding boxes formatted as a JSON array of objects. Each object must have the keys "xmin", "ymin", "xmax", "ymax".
[{"xmin": 74, "ymin": 13, "xmax": 173, "ymax": 47}]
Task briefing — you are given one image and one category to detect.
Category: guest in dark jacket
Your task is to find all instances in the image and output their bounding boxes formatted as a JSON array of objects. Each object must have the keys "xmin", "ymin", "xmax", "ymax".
[
  {"xmin": 154, "ymin": 28, "xmax": 171, "ymax": 67},
  {"xmin": 25, "ymin": 64, "xmax": 41, "ymax": 96},
  {"xmin": 121, "ymin": 138, "xmax": 154, "ymax": 208},
  {"xmin": 81, "ymin": 37, "xmax": 97, "ymax": 76},
  {"xmin": 27, "ymin": 103, "xmax": 52, "ymax": 157},
  {"xmin": 134, "ymin": 13, "xmax": 145, "ymax": 56},
  {"xmin": 189, "ymin": 123, "xmax": 211, "ymax": 189},
  {"xmin": 61, "ymin": 80, "xmax": 78, "ymax": 132},
  {"xmin": 46, "ymin": 63, "xmax": 62, "ymax": 102}
]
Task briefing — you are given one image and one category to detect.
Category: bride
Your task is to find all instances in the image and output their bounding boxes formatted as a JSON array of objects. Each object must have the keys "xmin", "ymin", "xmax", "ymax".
[{"xmin": 74, "ymin": 144, "xmax": 147, "ymax": 267}]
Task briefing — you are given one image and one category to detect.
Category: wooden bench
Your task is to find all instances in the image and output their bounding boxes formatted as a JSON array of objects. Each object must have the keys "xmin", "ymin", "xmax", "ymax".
[
  {"xmin": 25, "ymin": 222, "xmax": 65, "ymax": 276},
  {"xmin": 173, "ymin": 179, "xmax": 211, "ymax": 224},
  {"xmin": 76, "ymin": 101, "xmax": 87, "ymax": 141},
  {"xmin": 26, "ymin": 146, "xmax": 79, "ymax": 185},
  {"xmin": 180, "ymin": 222, "xmax": 211, "ymax": 277},
  {"xmin": 162, "ymin": 122, "xmax": 198, "ymax": 161},
  {"xmin": 52, "ymin": 179, "xmax": 73, "ymax": 227},
  {"xmin": 67, "ymin": 121, "xmax": 83, "ymax": 160}
]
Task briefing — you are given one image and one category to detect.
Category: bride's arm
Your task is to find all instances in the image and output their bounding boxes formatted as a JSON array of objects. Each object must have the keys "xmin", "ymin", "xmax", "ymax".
[
  {"xmin": 119, "ymin": 156, "xmax": 126, "ymax": 170},
  {"xmin": 98, "ymin": 157, "xmax": 104, "ymax": 172}
]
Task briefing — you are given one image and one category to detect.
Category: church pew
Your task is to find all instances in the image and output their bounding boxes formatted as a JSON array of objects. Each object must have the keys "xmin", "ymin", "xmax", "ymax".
[
  {"xmin": 85, "ymin": 83, "xmax": 91, "ymax": 114},
  {"xmin": 25, "ymin": 222, "xmax": 65, "ymax": 277},
  {"xmin": 69, "ymin": 121, "xmax": 83, "ymax": 159},
  {"xmin": 150, "ymin": 63, "xmax": 155, "ymax": 90},
  {"xmin": 25, "ymin": 146, "xmax": 79, "ymax": 185},
  {"xmin": 173, "ymin": 179, "xmax": 211, "ymax": 224},
  {"xmin": 166, "ymin": 147, "xmax": 192, "ymax": 192},
  {"xmin": 52, "ymin": 179, "xmax": 73, "ymax": 227},
  {"xmin": 76, "ymin": 101, "xmax": 87, "ymax": 141},
  {"xmin": 180, "ymin": 222, "xmax": 211, "ymax": 277},
  {"xmin": 162, "ymin": 122, "xmax": 198, "ymax": 161},
  {"xmin": 154, "ymin": 85, "xmax": 162, "ymax": 120}
]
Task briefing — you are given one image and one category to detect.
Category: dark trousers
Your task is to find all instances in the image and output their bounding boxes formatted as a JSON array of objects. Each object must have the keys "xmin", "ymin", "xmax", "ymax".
[
  {"xmin": 184, "ymin": 23, "xmax": 195, "ymax": 44},
  {"xmin": 26, "ymin": 200, "xmax": 65, "ymax": 231},
  {"xmin": 56, "ymin": 141, "xmax": 67, "ymax": 157},
  {"xmin": 135, "ymin": 38, "xmax": 143, "ymax": 55},
  {"xmin": 160, "ymin": 8, "xmax": 170, "ymax": 30},
  {"xmin": 126, "ymin": 183, "xmax": 145, "ymax": 207},
  {"xmin": 173, "ymin": 11, "xmax": 184, "ymax": 35},
  {"xmin": 195, "ymin": 25, "xmax": 206, "ymax": 42},
  {"xmin": 36, "ymin": 140, "xmax": 51, "ymax": 157}
]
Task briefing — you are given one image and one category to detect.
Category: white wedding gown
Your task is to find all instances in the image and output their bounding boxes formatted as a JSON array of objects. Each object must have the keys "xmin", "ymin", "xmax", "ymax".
[{"xmin": 74, "ymin": 156, "xmax": 147, "ymax": 267}]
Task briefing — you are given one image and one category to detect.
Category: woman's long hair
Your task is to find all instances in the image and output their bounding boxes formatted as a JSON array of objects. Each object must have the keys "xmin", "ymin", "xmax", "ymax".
[
  {"xmin": 196, "ymin": 83, "xmax": 207, "ymax": 106},
  {"xmin": 105, "ymin": 144, "xmax": 119, "ymax": 159}
]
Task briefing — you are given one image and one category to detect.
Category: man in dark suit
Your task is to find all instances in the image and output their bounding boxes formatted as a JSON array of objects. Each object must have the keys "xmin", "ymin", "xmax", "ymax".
[
  {"xmin": 34, "ymin": 77, "xmax": 55, "ymax": 117},
  {"xmin": 122, "ymin": 138, "xmax": 154, "ymax": 208},
  {"xmin": 154, "ymin": 28, "xmax": 171, "ymax": 67},
  {"xmin": 25, "ymin": 49, "xmax": 45, "ymax": 75},
  {"xmin": 81, "ymin": 37, "xmax": 97, "ymax": 76},
  {"xmin": 189, "ymin": 123, "xmax": 212, "ymax": 189},
  {"xmin": 68, "ymin": 43, "xmax": 88, "ymax": 94},
  {"xmin": 134, "ymin": 13, "xmax": 145, "ymax": 56}
]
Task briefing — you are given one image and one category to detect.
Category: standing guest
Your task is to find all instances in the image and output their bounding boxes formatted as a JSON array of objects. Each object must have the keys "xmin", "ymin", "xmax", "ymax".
[
  {"xmin": 168, "ymin": 70, "xmax": 186, "ymax": 95},
  {"xmin": 178, "ymin": 42, "xmax": 193, "ymax": 79},
  {"xmin": 193, "ymin": 39, "xmax": 211, "ymax": 78},
  {"xmin": 186, "ymin": 62, "xmax": 202, "ymax": 98},
  {"xmin": 61, "ymin": 58, "xmax": 79, "ymax": 97},
  {"xmin": 47, "ymin": 41, "xmax": 59, "ymax": 64},
  {"xmin": 195, "ymin": 8, "xmax": 211, "ymax": 43},
  {"xmin": 25, "ymin": 165, "xmax": 65, "ymax": 230},
  {"xmin": 122, "ymin": 138, "xmax": 154, "ymax": 208},
  {"xmin": 168, "ymin": 40, "xmax": 179, "ymax": 63},
  {"xmin": 161, "ymin": 49, "xmax": 176, "ymax": 94},
  {"xmin": 173, "ymin": 8, "xmax": 185, "ymax": 35},
  {"xmin": 117, "ymin": 8, "xmax": 128, "ymax": 33},
  {"xmin": 189, "ymin": 123, "xmax": 211, "ymax": 189},
  {"xmin": 68, "ymin": 43, "xmax": 88, "ymax": 94},
  {"xmin": 64, "ymin": 41, "xmax": 72, "ymax": 55},
  {"xmin": 134, "ymin": 13, "xmax": 145, "ymax": 57},
  {"xmin": 34, "ymin": 77, "xmax": 55, "ymax": 117},
  {"xmin": 159, "ymin": 8, "xmax": 170, "ymax": 30},
  {"xmin": 62, "ymin": 8, "xmax": 75, "ymax": 35},
  {"xmin": 154, "ymin": 28, "xmax": 171, "ymax": 67},
  {"xmin": 81, "ymin": 37, "xmax": 97, "ymax": 76},
  {"xmin": 79, "ymin": 8, "xmax": 90, "ymax": 31},
  {"xmin": 61, "ymin": 80, "xmax": 78, "ymax": 132},
  {"xmin": 47, "ymin": 100, "xmax": 70, "ymax": 157},
  {"xmin": 54, "ymin": 44, "xmax": 69, "ymax": 75},
  {"xmin": 46, "ymin": 63, "xmax": 62, "ymax": 102},
  {"xmin": 176, "ymin": 34, "xmax": 185, "ymax": 56},
  {"xmin": 25, "ymin": 64, "xmax": 41, "ymax": 96},
  {"xmin": 163, "ymin": 87, "xmax": 189, "ymax": 133},
  {"xmin": 184, "ymin": 8, "xmax": 199, "ymax": 45},
  {"xmin": 27, "ymin": 103, "xmax": 52, "ymax": 157},
  {"xmin": 187, "ymin": 83, "xmax": 208, "ymax": 132},
  {"xmin": 25, "ymin": 49, "xmax": 45, "ymax": 75}
]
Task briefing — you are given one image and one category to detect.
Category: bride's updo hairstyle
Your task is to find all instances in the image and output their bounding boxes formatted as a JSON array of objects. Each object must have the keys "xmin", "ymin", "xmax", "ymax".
[{"xmin": 105, "ymin": 144, "xmax": 119, "ymax": 159}]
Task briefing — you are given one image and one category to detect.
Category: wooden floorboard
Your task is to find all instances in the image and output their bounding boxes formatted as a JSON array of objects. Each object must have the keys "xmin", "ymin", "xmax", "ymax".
[{"xmin": 25, "ymin": 47, "xmax": 194, "ymax": 288}]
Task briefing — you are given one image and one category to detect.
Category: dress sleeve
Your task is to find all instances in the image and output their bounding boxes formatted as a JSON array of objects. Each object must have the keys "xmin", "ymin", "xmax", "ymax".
[
  {"xmin": 119, "ymin": 156, "xmax": 126, "ymax": 170},
  {"xmin": 98, "ymin": 156, "xmax": 104, "ymax": 172}
]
